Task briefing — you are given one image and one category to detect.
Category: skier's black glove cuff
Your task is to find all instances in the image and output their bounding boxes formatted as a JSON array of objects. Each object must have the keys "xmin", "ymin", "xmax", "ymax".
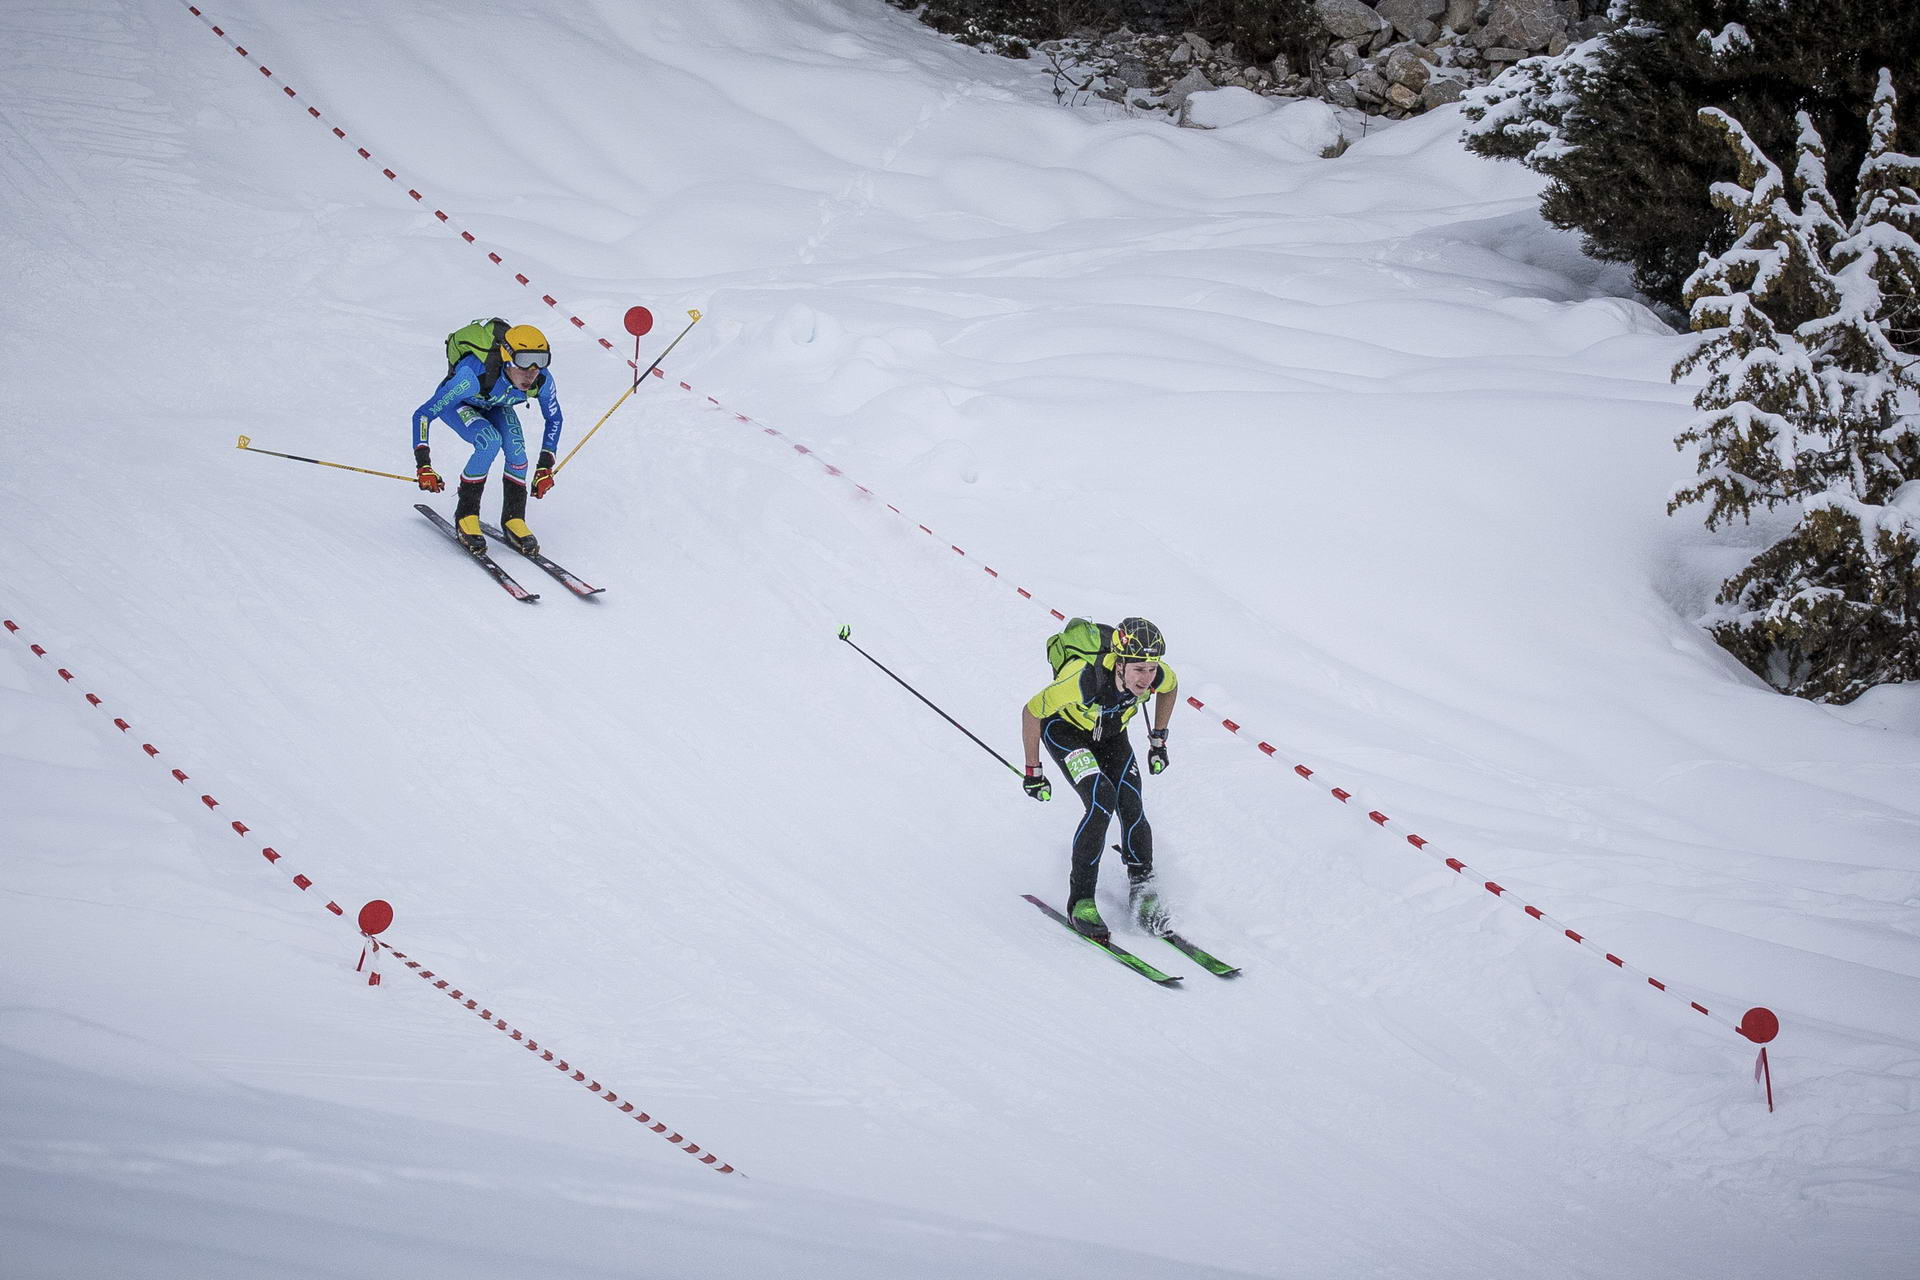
[
  {"xmin": 415, "ymin": 444, "xmax": 433, "ymax": 468},
  {"xmin": 1022, "ymin": 767, "xmax": 1051, "ymax": 802}
]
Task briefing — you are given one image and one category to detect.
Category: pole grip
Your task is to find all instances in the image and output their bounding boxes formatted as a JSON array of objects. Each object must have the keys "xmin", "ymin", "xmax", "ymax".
[{"xmin": 552, "ymin": 309, "xmax": 701, "ymax": 475}]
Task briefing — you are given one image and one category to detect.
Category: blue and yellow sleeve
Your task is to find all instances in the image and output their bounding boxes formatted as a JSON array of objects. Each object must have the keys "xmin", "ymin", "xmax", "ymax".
[{"xmin": 412, "ymin": 358, "xmax": 485, "ymax": 448}]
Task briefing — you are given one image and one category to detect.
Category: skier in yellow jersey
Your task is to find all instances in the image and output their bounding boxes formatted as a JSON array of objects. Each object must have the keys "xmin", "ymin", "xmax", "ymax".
[{"xmin": 1020, "ymin": 617, "xmax": 1177, "ymax": 943}]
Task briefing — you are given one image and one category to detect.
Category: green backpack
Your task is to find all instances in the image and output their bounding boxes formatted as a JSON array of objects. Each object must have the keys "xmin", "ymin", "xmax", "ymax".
[
  {"xmin": 445, "ymin": 317, "xmax": 511, "ymax": 395},
  {"xmin": 1045, "ymin": 617, "xmax": 1113, "ymax": 678}
]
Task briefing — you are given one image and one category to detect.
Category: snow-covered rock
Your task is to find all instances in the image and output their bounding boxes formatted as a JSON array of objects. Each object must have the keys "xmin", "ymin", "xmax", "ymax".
[{"xmin": 1181, "ymin": 85, "xmax": 1279, "ymax": 129}]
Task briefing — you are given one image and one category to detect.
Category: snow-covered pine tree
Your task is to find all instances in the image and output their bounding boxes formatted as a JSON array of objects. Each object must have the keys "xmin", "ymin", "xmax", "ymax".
[
  {"xmin": 1709, "ymin": 493, "xmax": 1919, "ymax": 701},
  {"xmin": 1463, "ymin": 0, "xmax": 1920, "ymax": 313},
  {"xmin": 1847, "ymin": 69, "xmax": 1920, "ymax": 355},
  {"xmin": 1458, "ymin": 31, "xmax": 1607, "ymax": 170},
  {"xmin": 1804, "ymin": 76, "xmax": 1920, "ymax": 493},
  {"xmin": 1675, "ymin": 87, "xmax": 1920, "ymax": 702},
  {"xmin": 1669, "ymin": 108, "xmax": 1835, "ymax": 532}
]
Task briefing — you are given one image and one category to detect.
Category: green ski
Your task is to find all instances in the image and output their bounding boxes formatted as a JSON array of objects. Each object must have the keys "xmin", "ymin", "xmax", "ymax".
[
  {"xmin": 1022, "ymin": 895, "xmax": 1182, "ymax": 986},
  {"xmin": 1105, "ymin": 846, "xmax": 1240, "ymax": 977},
  {"xmin": 1161, "ymin": 932, "xmax": 1241, "ymax": 978}
]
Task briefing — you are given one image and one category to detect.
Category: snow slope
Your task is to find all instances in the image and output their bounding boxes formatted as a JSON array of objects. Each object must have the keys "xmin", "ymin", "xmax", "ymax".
[{"xmin": 3, "ymin": 1, "xmax": 1917, "ymax": 1275}]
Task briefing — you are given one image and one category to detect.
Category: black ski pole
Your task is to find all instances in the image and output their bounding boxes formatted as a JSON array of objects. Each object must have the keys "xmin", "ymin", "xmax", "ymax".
[{"xmin": 836, "ymin": 625, "xmax": 1021, "ymax": 776}]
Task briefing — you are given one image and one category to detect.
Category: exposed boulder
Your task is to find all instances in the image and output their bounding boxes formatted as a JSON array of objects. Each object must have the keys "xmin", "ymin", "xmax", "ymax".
[
  {"xmin": 1376, "ymin": 0, "xmax": 1448, "ymax": 43},
  {"xmin": 1323, "ymin": 78, "xmax": 1360, "ymax": 108},
  {"xmin": 1164, "ymin": 67, "xmax": 1214, "ymax": 113},
  {"xmin": 1316, "ymin": 0, "xmax": 1391, "ymax": 45},
  {"xmin": 913, "ymin": 0, "xmax": 1616, "ymax": 130},
  {"xmin": 1474, "ymin": 0, "xmax": 1568, "ymax": 53},
  {"xmin": 1384, "ymin": 46, "xmax": 1432, "ymax": 92}
]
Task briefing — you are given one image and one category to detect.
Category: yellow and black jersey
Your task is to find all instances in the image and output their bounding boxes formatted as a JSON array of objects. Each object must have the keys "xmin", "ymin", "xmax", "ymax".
[{"xmin": 1025, "ymin": 653, "xmax": 1178, "ymax": 737}]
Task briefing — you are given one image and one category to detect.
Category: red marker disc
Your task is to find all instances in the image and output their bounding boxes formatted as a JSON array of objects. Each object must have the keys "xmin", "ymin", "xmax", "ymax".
[
  {"xmin": 357, "ymin": 899, "xmax": 394, "ymax": 936},
  {"xmin": 623, "ymin": 306, "xmax": 654, "ymax": 337},
  {"xmin": 1737, "ymin": 1007, "xmax": 1780, "ymax": 1044}
]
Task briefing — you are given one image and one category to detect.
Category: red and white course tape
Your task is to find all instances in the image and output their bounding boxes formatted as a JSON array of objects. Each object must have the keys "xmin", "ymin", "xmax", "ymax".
[
  {"xmin": 3, "ymin": 617, "xmax": 744, "ymax": 1168},
  {"xmin": 377, "ymin": 936, "xmax": 738, "ymax": 1172},
  {"xmin": 1183, "ymin": 697, "xmax": 1781, "ymax": 1055},
  {"xmin": 4, "ymin": 617, "xmax": 350, "ymax": 919}
]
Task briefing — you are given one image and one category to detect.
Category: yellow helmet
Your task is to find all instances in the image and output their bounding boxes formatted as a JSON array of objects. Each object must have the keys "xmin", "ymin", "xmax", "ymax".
[{"xmin": 500, "ymin": 324, "xmax": 551, "ymax": 370}]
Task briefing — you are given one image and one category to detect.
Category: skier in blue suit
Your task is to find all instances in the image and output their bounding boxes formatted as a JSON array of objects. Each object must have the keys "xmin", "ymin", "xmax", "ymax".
[{"xmin": 412, "ymin": 321, "xmax": 564, "ymax": 555}]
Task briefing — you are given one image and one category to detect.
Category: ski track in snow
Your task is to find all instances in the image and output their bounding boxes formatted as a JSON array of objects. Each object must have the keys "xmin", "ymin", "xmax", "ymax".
[{"xmin": 3, "ymin": 0, "xmax": 1918, "ymax": 1276}]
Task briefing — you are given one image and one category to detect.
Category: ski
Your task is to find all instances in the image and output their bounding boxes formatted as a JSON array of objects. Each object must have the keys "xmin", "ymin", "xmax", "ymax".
[
  {"xmin": 1160, "ymin": 932, "xmax": 1241, "ymax": 978},
  {"xmin": 1022, "ymin": 895, "xmax": 1182, "ymax": 986},
  {"xmin": 481, "ymin": 522, "xmax": 604, "ymax": 597},
  {"xmin": 415, "ymin": 504, "xmax": 540, "ymax": 602},
  {"xmin": 1102, "ymin": 846, "xmax": 1239, "ymax": 977}
]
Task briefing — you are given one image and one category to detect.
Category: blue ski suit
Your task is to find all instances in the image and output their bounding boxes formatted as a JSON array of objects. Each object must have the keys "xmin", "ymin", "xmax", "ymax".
[{"xmin": 412, "ymin": 355, "xmax": 564, "ymax": 486}]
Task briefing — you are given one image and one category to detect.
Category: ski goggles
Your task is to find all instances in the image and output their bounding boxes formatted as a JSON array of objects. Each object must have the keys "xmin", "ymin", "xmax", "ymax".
[{"xmin": 507, "ymin": 348, "xmax": 551, "ymax": 370}]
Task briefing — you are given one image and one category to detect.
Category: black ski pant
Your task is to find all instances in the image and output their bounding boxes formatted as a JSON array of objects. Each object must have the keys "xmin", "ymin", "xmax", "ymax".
[{"xmin": 1040, "ymin": 717, "xmax": 1153, "ymax": 907}]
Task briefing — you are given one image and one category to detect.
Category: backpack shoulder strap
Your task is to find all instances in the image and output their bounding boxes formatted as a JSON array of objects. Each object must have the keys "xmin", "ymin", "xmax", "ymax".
[{"xmin": 477, "ymin": 318, "xmax": 509, "ymax": 396}]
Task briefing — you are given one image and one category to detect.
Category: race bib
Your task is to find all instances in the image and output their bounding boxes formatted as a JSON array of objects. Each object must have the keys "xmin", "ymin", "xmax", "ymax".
[{"xmin": 1063, "ymin": 748, "xmax": 1100, "ymax": 783}]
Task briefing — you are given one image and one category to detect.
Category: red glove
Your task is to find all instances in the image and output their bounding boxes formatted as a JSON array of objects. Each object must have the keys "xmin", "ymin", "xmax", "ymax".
[
  {"xmin": 532, "ymin": 450, "xmax": 557, "ymax": 499},
  {"xmin": 414, "ymin": 446, "xmax": 444, "ymax": 492}
]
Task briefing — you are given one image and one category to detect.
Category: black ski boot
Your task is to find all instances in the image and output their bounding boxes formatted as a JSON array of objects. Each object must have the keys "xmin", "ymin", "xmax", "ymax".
[
  {"xmin": 1130, "ymin": 879, "xmax": 1172, "ymax": 937},
  {"xmin": 452, "ymin": 477, "xmax": 487, "ymax": 552},
  {"xmin": 499, "ymin": 476, "xmax": 539, "ymax": 556}
]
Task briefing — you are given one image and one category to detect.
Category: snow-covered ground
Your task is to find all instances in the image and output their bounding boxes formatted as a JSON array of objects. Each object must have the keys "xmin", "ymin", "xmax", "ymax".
[{"xmin": 3, "ymin": 1, "xmax": 1917, "ymax": 1276}]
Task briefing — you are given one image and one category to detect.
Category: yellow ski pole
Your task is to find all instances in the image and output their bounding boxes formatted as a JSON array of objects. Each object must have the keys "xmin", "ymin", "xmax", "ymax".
[
  {"xmin": 553, "ymin": 308, "xmax": 703, "ymax": 475},
  {"xmin": 235, "ymin": 435, "xmax": 415, "ymax": 483}
]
